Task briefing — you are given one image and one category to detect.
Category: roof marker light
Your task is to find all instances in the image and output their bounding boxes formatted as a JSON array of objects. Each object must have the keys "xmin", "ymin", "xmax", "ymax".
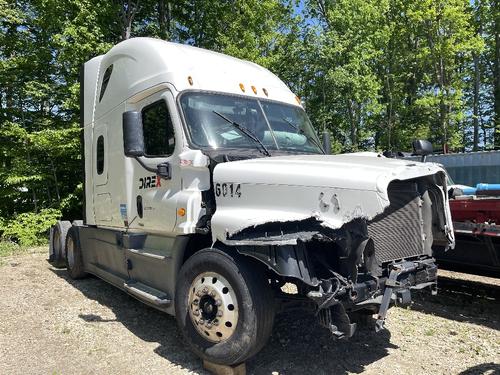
[
  {"xmin": 239, "ymin": 83, "xmax": 245, "ymax": 92},
  {"xmin": 263, "ymin": 88, "xmax": 268, "ymax": 97},
  {"xmin": 251, "ymin": 85, "xmax": 257, "ymax": 94},
  {"xmin": 188, "ymin": 76, "xmax": 193, "ymax": 86}
]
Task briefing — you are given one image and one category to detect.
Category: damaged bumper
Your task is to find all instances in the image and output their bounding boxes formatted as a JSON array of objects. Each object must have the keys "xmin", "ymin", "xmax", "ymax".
[
  {"xmin": 237, "ymin": 241, "xmax": 438, "ymax": 339},
  {"xmin": 313, "ymin": 257, "xmax": 438, "ymax": 339}
]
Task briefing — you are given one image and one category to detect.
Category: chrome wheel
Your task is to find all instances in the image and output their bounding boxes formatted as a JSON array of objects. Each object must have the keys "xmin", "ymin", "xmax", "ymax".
[
  {"xmin": 188, "ymin": 272, "xmax": 238, "ymax": 343},
  {"xmin": 66, "ymin": 236, "xmax": 75, "ymax": 269}
]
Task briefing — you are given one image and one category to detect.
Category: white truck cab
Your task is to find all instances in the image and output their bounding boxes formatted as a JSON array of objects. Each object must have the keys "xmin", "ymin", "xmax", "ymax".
[{"xmin": 50, "ymin": 37, "xmax": 454, "ymax": 366}]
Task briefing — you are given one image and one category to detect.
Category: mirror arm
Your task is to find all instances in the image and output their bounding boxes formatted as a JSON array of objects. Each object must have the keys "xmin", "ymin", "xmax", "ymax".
[
  {"xmin": 133, "ymin": 156, "xmax": 157, "ymax": 173},
  {"xmin": 322, "ymin": 130, "xmax": 331, "ymax": 154},
  {"xmin": 133, "ymin": 156, "xmax": 171, "ymax": 180}
]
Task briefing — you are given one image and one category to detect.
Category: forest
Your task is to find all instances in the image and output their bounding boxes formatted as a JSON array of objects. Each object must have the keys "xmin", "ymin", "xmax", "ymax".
[{"xmin": 0, "ymin": 0, "xmax": 499, "ymax": 245}]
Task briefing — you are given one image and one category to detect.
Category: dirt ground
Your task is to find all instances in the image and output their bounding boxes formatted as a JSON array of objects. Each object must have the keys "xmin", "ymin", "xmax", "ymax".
[{"xmin": 0, "ymin": 248, "xmax": 499, "ymax": 375}]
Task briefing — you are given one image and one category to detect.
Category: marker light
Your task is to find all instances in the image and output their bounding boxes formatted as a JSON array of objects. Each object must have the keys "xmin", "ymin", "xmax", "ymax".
[
  {"xmin": 239, "ymin": 83, "xmax": 245, "ymax": 92},
  {"xmin": 295, "ymin": 95, "xmax": 301, "ymax": 104},
  {"xmin": 251, "ymin": 85, "xmax": 257, "ymax": 94},
  {"xmin": 263, "ymin": 88, "xmax": 268, "ymax": 97},
  {"xmin": 177, "ymin": 208, "xmax": 186, "ymax": 217},
  {"xmin": 188, "ymin": 76, "xmax": 193, "ymax": 86}
]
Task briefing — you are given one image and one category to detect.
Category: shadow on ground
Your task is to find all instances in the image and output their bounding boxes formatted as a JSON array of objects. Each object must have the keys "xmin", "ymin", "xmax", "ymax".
[
  {"xmin": 411, "ymin": 275, "xmax": 500, "ymax": 331},
  {"xmin": 459, "ymin": 362, "xmax": 500, "ymax": 375},
  {"xmin": 249, "ymin": 312, "xmax": 394, "ymax": 375},
  {"xmin": 50, "ymin": 268, "xmax": 394, "ymax": 375},
  {"xmin": 50, "ymin": 268, "xmax": 206, "ymax": 373}
]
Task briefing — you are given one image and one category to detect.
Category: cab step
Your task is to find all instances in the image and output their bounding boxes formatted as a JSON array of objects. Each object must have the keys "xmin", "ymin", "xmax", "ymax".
[{"xmin": 123, "ymin": 280, "xmax": 171, "ymax": 307}]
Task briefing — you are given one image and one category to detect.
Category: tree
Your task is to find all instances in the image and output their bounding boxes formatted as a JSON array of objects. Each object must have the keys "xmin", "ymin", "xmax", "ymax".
[
  {"xmin": 303, "ymin": 0, "xmax": 390, "ymax": 151},
  {"xmin": 0, "ymin": 0, "xmax": 498, "ymax": 244}
]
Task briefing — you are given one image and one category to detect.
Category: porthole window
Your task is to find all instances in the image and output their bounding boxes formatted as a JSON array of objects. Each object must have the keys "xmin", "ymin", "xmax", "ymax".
[{"xmin": 96, "ymin": 135, "xmax": 104, "ymax": 175}]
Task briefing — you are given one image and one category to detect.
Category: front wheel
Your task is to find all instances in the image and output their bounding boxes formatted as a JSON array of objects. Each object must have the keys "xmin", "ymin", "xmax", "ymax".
[{"xmin": 175, "ymin": 248, "xmax": 275, "ymax": 365}]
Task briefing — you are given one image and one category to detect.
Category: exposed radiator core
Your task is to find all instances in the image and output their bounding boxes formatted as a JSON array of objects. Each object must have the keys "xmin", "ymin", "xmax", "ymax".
[{"xmin": 368, "ymin": 182, "xmax": 424, "ymax": 263}]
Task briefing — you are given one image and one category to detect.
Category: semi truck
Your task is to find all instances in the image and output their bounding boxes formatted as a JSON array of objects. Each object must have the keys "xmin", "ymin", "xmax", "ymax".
[{"xmin": 49, "ymin": 37, "xmax": 455, "ymax": 366}]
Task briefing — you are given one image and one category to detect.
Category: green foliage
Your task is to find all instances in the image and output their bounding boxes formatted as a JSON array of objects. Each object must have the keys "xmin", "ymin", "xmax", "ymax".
[
  {"xmin": 0, "ymin": 0, "xmax": 498, "ymax": 227},
  {"xmin": 0, "ymin": 209, "xmax": 61, "ymax": 246},
  {"xmin": 300, "ymin": 0, "xmax": 485, "ymax": 153}
]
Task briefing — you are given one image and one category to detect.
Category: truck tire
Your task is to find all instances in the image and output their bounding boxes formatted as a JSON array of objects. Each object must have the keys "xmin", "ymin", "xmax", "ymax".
[
  {"xmin": 65, "ymin": 226, "xmax": 87, "ymax": 279},
  {"xmin": 175, "ymin": 248, "xmax": 275, "ymax": 365},
  {"xmin": 49, "ymin": 221, "xmax": 71, "ymax": 268}
]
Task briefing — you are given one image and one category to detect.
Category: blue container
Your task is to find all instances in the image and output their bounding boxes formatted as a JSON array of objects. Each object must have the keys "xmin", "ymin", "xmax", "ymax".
[
  {"xmin": 461, "ymin": 187, "xmax": 477, "ymax": 195},
  {"xmin": 475, "ymin": 183, "xmax": 500, "ymax": 192}
]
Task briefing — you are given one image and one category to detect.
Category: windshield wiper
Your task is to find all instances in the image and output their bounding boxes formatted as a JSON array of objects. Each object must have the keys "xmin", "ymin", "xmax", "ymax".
[
  {"xmin": 281, "ymin": 117, "xmax": 325, "ymax": 154},
  {"xmin": 212, "ymin": 110, "xmax": 271, "ymax": 157}
]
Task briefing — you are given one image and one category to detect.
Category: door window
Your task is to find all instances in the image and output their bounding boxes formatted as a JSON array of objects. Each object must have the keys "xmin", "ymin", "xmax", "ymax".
[{"xmin": 141, "ymin": 100, "xmax": 175, "ymax": 156}]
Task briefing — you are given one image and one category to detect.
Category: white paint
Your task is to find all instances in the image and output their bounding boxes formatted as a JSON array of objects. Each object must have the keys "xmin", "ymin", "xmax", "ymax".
[
  {"xmin": 211, "ymin": 154, "xmax": 455, "ymax": 245},
  {"xmin": 82, "ymin": 38, "xmax": 300, "ymax": 232}
]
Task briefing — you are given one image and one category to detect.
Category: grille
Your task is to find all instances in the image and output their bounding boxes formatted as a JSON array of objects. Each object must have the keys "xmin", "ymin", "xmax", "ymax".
[{"xmin": 367, "ymin": 182, "xmax": 424, "ymax": 263}]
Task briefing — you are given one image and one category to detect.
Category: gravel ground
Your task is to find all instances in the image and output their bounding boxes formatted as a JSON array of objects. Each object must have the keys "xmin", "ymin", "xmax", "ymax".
[{"xmin": 0, "ymin": 248, "xmax": 499, "ymax": 375}]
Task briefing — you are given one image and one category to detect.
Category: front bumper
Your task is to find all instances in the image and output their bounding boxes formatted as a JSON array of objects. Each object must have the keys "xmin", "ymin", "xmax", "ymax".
[{"xmin": 314, "ymin": 257, "xmax": 438, "ymax": 338}]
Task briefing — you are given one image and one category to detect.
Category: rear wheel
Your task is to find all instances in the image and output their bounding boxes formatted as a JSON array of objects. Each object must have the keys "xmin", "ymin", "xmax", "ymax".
[
  {"xmin": 175, "ymin": 248, "xmax": 275, "ymax": 365},
  {"xmin": 65, "ymin": 226, "xmax": 87, "ymax": 279},
  {"xmin": 49, "ymin": 221, "xmax": 71, "ymax": 268}
]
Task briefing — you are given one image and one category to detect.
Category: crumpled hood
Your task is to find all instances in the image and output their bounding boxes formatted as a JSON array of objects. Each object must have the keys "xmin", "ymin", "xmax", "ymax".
[
  {"xmin": 214, "ymin": 153, "xmax": 444, "ymax": 196},
  {"xmin": 211, "ymin": 152, "xmax": 454, "ymax": 245}
]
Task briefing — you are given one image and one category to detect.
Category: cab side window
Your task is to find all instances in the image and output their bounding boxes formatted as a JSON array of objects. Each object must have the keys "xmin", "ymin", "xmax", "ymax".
[
  {"xmin": 99, "ymin": 65, "xmax": 113, "ymax": 102},
  {"xmin": 141, "ymin": 100, "xmax": 175, "ymax": 156}
]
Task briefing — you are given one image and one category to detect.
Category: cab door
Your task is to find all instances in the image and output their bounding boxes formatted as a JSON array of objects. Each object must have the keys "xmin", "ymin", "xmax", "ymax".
[
  {"xmin": 127, "ymin": 90, "xmax": 181, "ymax": 234},
  {"xmin": 93, "ymin": 124, "xmax": 113, "ymax": 223}
]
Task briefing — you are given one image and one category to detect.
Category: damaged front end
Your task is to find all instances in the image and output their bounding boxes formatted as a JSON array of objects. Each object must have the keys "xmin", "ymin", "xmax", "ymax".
[
  {"xmin": 232, "ymin": 216, "xmax": 438, "ymax": 338},
  {"xmin": 210, "ymin": 154, "xmax": 454, "ymax": 338}
]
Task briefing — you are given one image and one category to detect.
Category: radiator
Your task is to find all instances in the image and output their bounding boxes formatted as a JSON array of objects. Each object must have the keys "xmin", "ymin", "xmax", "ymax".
[{"xmin": 368, "ymin": 182, "xmax": 425, "ymax": 263}]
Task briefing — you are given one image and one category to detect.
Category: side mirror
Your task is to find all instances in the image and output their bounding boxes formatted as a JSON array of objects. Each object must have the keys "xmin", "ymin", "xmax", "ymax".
[
  {"xmin": 322, "ymin": 130, "xmax": 331, "ymax": 154},
  {"xmin": 123, "ymin": 111, "xmax": 145, "ymax": 157},
  {"xmin": 412, "ymin": 139, "xmax": 433, "ymax": 162}
]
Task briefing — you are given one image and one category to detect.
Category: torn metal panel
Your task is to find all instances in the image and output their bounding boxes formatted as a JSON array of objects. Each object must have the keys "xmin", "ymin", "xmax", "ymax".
[
  {"xmin": 210, "ymin": 153, "xmax": 455, "ymax": 248},
  {"xmin": 237, "ymin": 242, "xmax": 319, "ymax": 286}
]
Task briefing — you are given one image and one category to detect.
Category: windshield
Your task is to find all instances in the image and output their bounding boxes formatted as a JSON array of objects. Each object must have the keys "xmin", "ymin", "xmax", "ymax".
[{"xmin": 179, "ymin": 92, "xmax": 323, "ymax": 154}]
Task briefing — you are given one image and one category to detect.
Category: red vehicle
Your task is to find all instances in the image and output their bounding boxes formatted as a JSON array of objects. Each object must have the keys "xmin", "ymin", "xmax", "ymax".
[
  {"xmin": 395, "ymin": 144, "xmax": 500, "ymax": 276},
  {"xmin": 433, "ymin": 193, "xmax": 500, "ymax": 276}
]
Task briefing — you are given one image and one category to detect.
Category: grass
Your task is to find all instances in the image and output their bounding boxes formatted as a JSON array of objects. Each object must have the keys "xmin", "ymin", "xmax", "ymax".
[
  {"xmin": 0, "ymin": 241, "xmax": 47, "ymax": 265},
  {"xmin": 0, "ymin": 241, "xmax": 24, "ymax": 257},
  {"xmin": 424, "ymin": 328, "xmax": 436, "ymax": 336}
]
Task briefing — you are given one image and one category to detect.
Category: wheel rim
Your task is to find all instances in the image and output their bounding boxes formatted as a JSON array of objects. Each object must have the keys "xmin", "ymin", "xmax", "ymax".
[
  {"xmin": 67, "ymin": 236, "xmax": 75, "ymax": 269},
  {"xmin": 188, "ymin": 272, "xmax": 239, "ymax": 343}
]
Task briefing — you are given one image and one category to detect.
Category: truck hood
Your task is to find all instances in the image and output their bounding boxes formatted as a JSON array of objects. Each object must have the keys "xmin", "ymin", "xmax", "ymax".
[{"xmin": 211, "ymin": 152, "xmax": 454, "ymax": 246}]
